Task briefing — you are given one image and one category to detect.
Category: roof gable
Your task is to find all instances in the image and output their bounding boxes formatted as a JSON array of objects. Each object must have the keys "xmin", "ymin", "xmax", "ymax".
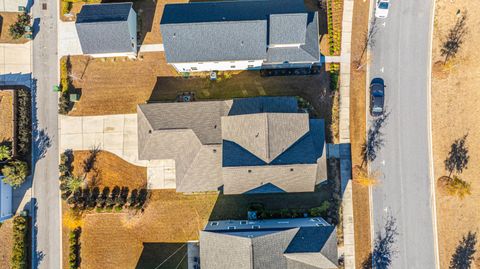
[
  {"xmin": 221, "ymin": 113, "xmax": 309, "ymax": 163},
  {"xmin": 269, "ymin": 13, "xmax": 307, "ymax": 45}
]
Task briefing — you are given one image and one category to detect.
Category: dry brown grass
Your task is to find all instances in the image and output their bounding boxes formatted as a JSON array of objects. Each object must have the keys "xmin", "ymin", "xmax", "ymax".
[
  {"xmin": 432, "ymin": 0, "xmax": 480, "ymax": 267},
  {"xmin": 0, "ymin": 219, "xmax": 13, "ymax": 268},
  {"xmin": 0, "ymin": 90, "xmax": 13, "ymax": 143},
  {"xmin": 71, "ymin": 150, "xmax": 147, "ymax": 190},
  {"xmin": 349, "ymin": 0, "xmax": 372, "ymax": 266},
  {"xmin": 0, "ymin": 13, "xmax": 29, "ymax": 44},
  {"xmin": 79, "ymin": 190, "xmax": 218, "ymax": 269}
]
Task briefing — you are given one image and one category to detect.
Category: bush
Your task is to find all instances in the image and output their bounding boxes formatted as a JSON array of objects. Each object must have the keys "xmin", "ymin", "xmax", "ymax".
[
  {"xmin": 68, "ymin": 227, "xmax": 81, "ymax": 269},
  {"xmin": 9, "ymin": 13, "xmax": 31, "ymax": 40},
  {"xmin": 309, "ymin": 201, "xmax": 331, "ymax": 217},
  {"xmin": 0, "ymin": 145, "xmax": 12, "ymax": 160},
  {"xmin": 16, "ymin": 90, "xmax": 31, "ymax": 159},
  {"xmin": 11, "ymin": 215, "xmax": 28, "ymax": 269},
  {"xmin": 1, "ymin": 160, "xmax": 29, "ymax": 188}
]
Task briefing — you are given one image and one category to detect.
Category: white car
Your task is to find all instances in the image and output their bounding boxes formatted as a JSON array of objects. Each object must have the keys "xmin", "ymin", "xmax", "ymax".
[{"xmin": 375, "ymin": 0, "xmax": 390, "ymax": 18}]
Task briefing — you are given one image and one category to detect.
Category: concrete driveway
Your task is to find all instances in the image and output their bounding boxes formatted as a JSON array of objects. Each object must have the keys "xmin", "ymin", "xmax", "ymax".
[
  {"xmin": 59, "ymin": 114, "xmax": 176, "ymax": 189},
  {"xmin": 0, "ymin": 42, "xmax": 32, "ymax": 74},
  {"xmin": 58, "ymin": 22, "xmax": 82, "ymax": 57},
  {"xmin": 0, "ymin": 0, "xmax": 28, "ymax": 11}
]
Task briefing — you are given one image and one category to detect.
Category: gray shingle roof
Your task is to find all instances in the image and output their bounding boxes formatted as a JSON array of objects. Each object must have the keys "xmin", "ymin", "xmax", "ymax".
[
  {"xmin": 137, "ymin": 97, "xmax": 326, "ymax": 194},
  {"xmin": 269, "ymin": 14, "xmax": 307, "ymax": 45},
  {"xmin": 160, "ymin": 0, "xmax": 319, "ymax": 63},
  {"xmin": 222, "ymin": 113, "xmax": 309, "ymax": 163},
  {"xmin": 76, "ymin": 3, "xmax": 135, "ymax": 55},
  {"xmin": 200, "ymin": 218, "xmax": 338, "ymax": 269},
  {"xmin": 267, "ymin": 12, "xmax": 320, "ymax": 63}
]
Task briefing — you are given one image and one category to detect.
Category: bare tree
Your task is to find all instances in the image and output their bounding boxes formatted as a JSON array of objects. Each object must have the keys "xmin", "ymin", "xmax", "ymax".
[
  {"xmin": 449, "ymin": 232, "xmax": 477, "ymax": 269},
  {"xmin": 441, "ymin": 11, "xmax": 468, "ymax": 64},
  {"xmin": 356, "ymin": 18, "xmax": 379, "ymax": 70},
  {"xmin": 444, "ymin": 134, "xmax": 469, "ymax": 177}
]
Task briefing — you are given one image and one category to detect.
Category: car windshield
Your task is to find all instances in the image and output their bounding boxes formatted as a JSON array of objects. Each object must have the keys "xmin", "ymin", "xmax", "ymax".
[
  {"xmin": 373, "ymin": 107, "xmax": 383, "ymax": 113},
  {"xmin": 379, "ymin": 2, "xmax": 389, "ymax": 9}
]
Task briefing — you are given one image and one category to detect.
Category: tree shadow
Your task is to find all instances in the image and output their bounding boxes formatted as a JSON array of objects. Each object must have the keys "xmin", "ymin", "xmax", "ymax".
[
  {"xmin": 362, "ymin": 214, "xmax": 398, "ymax": 269},
  {"xmin": 444, "ymin": 133, "xmax": 469, "ymax": 177},
  {"xmin": 449, "ymin": 231, "xmax": 477, "ymax": 269},
  {"xmin": 82, "ymin": 145, "xmax": 100, "ymax": 174}
]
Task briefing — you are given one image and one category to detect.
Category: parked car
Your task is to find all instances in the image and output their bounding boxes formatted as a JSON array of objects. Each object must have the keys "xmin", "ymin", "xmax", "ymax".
[
  {"xmin": 370, "ymin": 78, "xmax": 385, "ymax": 117},
  {"xmin": 375, "ymin": 0, "xmax": 390, "ymax": 18}
]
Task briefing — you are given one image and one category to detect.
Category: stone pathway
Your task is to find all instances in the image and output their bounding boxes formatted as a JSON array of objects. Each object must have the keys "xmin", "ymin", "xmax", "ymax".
[{"xmin": 59, "ymin": 114, "xmax": 176, "ymax": 189}]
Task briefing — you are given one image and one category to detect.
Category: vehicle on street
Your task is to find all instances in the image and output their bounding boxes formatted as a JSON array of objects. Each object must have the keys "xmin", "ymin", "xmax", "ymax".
[
  {"xmin": 375, "ymin": 0, "xmax": 390, "ymax": 18},
  {"xmin": 370, "ymin": 78, "xmax": 385, "ymax": 116}
]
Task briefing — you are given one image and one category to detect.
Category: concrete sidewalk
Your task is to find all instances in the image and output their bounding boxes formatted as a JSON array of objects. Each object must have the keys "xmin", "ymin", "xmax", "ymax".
[
  {"xmin": 0, "ymin": 42, "xmax": 32, "ymax": 75},
  {"xmin": 0, "ymin": 0, "xmax": 28, "ymax": 11},
  {"xmin": 58, "ymin": 22, "xmax": 83, "ymax": 57},
  {"xmin": 59, "ymin": 114, "xmax": 176, "ymax": 189}
]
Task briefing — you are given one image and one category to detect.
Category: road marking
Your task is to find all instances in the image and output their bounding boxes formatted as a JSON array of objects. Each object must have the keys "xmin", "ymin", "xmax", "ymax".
[
  {"xmin": 382, "ymin": 22, "xmax": 386, "ymax": 27},
  {"xmin": 381, "ymin": 160, "xmax": 386, "ymax": 165},
  {"xmin": 380, "ymin": 67, "xmax": 384, "ymax": 73},
  {"xmin": 384, "ymin": 207, "xmax": 389, "ymax": 213}
]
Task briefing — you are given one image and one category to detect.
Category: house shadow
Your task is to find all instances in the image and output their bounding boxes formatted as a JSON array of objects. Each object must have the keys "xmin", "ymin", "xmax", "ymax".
[{"xmin": 135, "ymin": 243, "xmax": 188, "ymax": 269}]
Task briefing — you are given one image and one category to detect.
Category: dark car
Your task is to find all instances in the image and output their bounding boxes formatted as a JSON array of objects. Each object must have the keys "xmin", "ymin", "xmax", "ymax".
[{"xmin": 370, "ymin": 78, "xmax": 385, "ymax": 116}]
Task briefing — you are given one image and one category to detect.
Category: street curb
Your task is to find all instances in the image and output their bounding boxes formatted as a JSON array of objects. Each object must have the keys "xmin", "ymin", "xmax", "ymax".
[{"xmin": 426, "ymin": 0, "xmax": 440, "ymax": 268}]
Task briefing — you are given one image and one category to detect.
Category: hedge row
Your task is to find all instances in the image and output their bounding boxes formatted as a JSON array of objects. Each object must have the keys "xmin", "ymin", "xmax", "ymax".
[
  {"xmin": 11, "ymin": 215, "xmax": 28, "ymax": 269},
  {"xmin": 16, "ymin": 89, "xmax": 31, "ymax": 160},
  {"xmin": 68, "ymin": 227, "xmax": 81, "ymax": 269}
]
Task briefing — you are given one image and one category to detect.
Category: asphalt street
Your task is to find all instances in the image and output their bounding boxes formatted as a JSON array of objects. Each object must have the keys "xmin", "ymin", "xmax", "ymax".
[
  {"xmin": 30, "ymin": 0, "xmax": 61, "ymax": 268},
  {"xmin": 369, "ymin": 0, "xmax": 437, "ymax": 268}
]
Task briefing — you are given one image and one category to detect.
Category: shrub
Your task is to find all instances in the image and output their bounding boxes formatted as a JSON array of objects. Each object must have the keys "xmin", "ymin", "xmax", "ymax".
[
  {"xmin": 0, "ymin": 145, "xmax": 12, "ymax": 160},
  {"xmin": 309, "ymin": 201, "xmax": 331, "ymax": 217},
  {"xmin": 62, "ymin": 1, "xmax": 73, "ymax": 15},
  {"xmin": 16, "ymin": 90, "xmax": 31, "ymax": 159},
  {"xmin": 63, "ymin": 210, "xmax": 84, "ymax": 230},
  {"xmin": 68, "ymin": 227, "xmax": 81, "ymax": 269},
  {"xmin": 439, "ymin": 176, "xmax": 471, "ymax": 199},
  {"xmin": 1, "ymin": 160, "xmax": 29, "ymax": 188},
  {"xmin": 9, "ymin": 13, "xmax": 31, "ymax": 40},
  {"xmin": 11, "ymin": 215, "xmax": 28, "ymax": 269}
]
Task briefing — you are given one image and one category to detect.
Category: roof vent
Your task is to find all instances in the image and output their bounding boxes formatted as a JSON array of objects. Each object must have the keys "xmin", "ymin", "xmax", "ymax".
[
  {"xmin": 173, "ymin": 33, "xmax": 176, "ymax": 38},
  {"xmin": 148, "ymin": 130, "xmax": 152, "ymax": 134},
  {"xmin": 290, "ymin": 168, "xmax": 294, "ymax": 172},
  {"xmin": 222, "ymin": 17, "xmax": 226, "ymax": 20},
  {"xmin": 248, "ymin": 169, "xmax": 252, "ymax": 173},
  {"xmin": 213, "ymin": 149, "xmax": 217, "ymax": 153}
]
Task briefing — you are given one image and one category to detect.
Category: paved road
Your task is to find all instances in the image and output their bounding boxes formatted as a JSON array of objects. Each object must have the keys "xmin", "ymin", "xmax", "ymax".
[
  {"xmin": 30, "ymin": 0, "xmax": 61, "ymax": 268},
  {"xmin": 369, "ymin": 0, "xmax": 437, "ymax": 268}
]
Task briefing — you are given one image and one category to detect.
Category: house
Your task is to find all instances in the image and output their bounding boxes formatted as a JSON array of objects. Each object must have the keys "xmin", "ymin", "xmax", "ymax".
[
  {"xmin": 0, "ymin": 176, "xmax": 13, "ymax": 222},
  {"xmin": 75, "ymin": 2, "xmax": 137, "ymax": 58},
  {"xmin": 200, "ymin": 218, "xmax": 338, "ymax": 269},
  {"xmin": 137, "ymin": 97, "xmax": 327, "ymax": 194},
  {"xmin": 160, "ymin": 0, "xmax": 320, "ymax": 72}
]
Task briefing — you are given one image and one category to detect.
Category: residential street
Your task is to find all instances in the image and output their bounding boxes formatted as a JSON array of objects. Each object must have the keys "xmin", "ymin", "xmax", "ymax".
[
  {"xmin": 369, "ymin": 0, "xmax": 437, "ymax": 268},
  {"xmin": 30, "ymin": 0, "xmax": 61, "ymax": 268}
]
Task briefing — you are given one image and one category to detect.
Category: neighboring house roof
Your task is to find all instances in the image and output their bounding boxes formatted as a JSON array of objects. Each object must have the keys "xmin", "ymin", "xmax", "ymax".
[
  {"xmin": 137, "ymin": 97, "xmax": 327, "ymax": 194},
  {"xmin": 200, "ymin": 218, "xmax": 338, "ymax": 269},
  {"xmin": 76, "ymin": 3, "xmax": 135, "ymax": 55},
  {"xmin": 160, "ymin": 0, "xmax": 319, "ymax": 64}
]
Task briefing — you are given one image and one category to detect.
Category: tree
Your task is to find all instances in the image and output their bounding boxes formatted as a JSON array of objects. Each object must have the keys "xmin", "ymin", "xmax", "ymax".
[
  {"xmin": 1, "ymin": 160, "xmax": 28, "ymax": 188},
  {"xmin": 0, "ymin": 144, "xmax": 12, "ymax": 160},
  {"xmin": 65, "ymin": 174, "xmax": 84, "ymax": 193},
  {"xmin": 439, "ymin": 175, "xmax": 471, "ymax": 199},
  {"xmin": 356, "ymin": 18, "xmax": 379, "ymax": 69},
  {"xmin": 9, "ymin": 13, "xmax": 31, "ymax": 40},
  {"xmin": 441, "ymin": 11, "xmax": 468, "ymax": 64},
  {"xmin": 353, "ymin": 165, "xmax": 380, "ymax": 187},
  {"xmin": 449, "ymin": 232, "xmax": 477, "ymax": 269},
  {"xmin": 445, "ymin": 134, "xmax": 469, "ymax": 176}
]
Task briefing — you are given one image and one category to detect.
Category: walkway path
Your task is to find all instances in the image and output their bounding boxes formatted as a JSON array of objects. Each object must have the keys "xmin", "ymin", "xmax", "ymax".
[
  {"xmin": 337, "ymin": 0, "xmax": 355, "ymax": 267},
  {"xmin": 0, "ymin": 42, "xmax": 32, "ymax": 74},
  {"xmin": 59, "ymin": 114, "xmax": 176, "ymax": 189}
]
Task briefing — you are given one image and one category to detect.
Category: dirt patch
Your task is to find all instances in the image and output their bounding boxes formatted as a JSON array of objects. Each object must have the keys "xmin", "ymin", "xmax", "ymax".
[
  {"xmin": 0, "ymin": 13, "xmax": 29, "ymax": 44},
  {"xmin": 0, "ymin": 90, "xmax": 14, "ymax": 143},
  {"xmin": 0, "ymin": 219, "xmax": 13, "ymax": 268},
  {"xmin": 349, "ymin": 0, "xmax": 372, "ymax": 266},
  {"xmin": 71, "ymin": 150, "xmax": 147, "ymax": 190},
  {"xmin": 431, "ymin": 0, "xmax": 480, "ymax": 268}
]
